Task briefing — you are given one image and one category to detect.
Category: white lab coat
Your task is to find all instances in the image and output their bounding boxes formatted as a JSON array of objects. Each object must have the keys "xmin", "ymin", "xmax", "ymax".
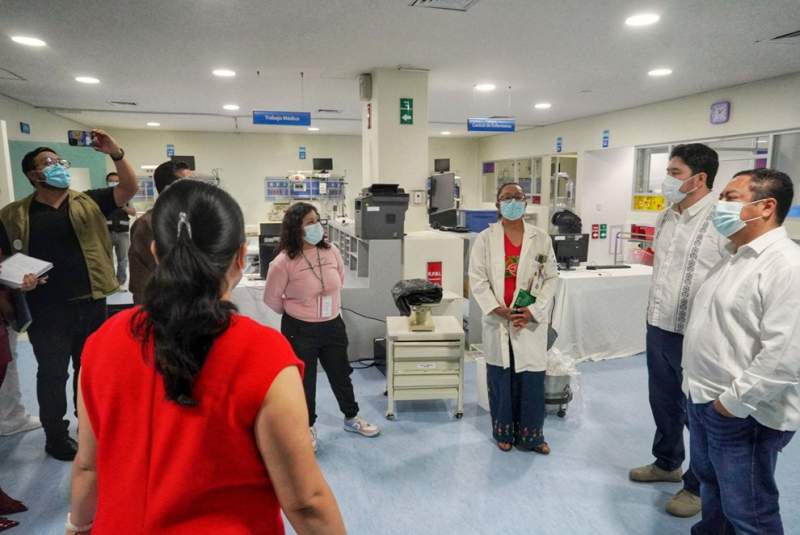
[{"xmin": 469, "ymin": 221, "xmax": 560, "ymax": 372}]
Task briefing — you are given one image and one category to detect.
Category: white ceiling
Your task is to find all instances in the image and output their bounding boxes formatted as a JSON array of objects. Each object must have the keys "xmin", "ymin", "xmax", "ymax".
[{"xmin": 2, "ymin": 0, "xmax": 799, "ymax": 137}]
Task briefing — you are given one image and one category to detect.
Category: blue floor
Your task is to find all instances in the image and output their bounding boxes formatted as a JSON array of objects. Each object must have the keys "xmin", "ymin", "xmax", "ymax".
[{"xmin": 2, "ymin": 342, "xmax": 799, "ymax": 534}]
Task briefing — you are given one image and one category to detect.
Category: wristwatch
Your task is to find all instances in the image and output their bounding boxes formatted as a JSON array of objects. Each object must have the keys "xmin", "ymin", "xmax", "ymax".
[{"xmin": 110, "ymin": 147, "xmax": 125, "ymax": 162}]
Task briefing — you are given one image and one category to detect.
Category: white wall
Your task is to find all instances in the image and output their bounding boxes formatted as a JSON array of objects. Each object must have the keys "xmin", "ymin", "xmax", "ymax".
[
  {"xmin": 0, "ymin": 93, "xmax": 86, "ymax": 143},
  {"xmin": 580, "ymin": 148, "xmax": 636, "ymax": 264},
  {"xmin": 106, "ymin": 129, "xmax": 363, "ymax": 225},
  {"xmin": 478, "ymin": 72, "xmax": 800, "ymax": 230},
  {"xmin": 107, "ymin": 128, "xmax": 482, "ymax": 227},
  {"xmin": 428, "ymin": 137, "xmax": 480, "ymax": 208}
]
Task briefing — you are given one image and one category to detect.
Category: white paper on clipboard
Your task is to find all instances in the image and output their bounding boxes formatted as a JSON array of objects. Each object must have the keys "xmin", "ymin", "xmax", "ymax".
[{"xmin": 0, "ymin": 253, "xmax": 53, "ymax": 289}]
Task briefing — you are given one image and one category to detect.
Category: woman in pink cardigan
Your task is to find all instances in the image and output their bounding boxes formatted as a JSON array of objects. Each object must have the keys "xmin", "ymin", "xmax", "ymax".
[{"xmin": 264, "ymin": 202, "xmax": 379, "ymax": 452}]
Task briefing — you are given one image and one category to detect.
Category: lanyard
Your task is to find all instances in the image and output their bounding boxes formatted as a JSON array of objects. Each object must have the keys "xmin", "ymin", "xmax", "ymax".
[{"xmin": 300, "ymin": 248, "xmax": 325, "ymax": 292}]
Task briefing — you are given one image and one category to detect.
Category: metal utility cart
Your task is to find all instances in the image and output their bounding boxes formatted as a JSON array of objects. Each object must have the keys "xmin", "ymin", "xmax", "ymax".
[
  {"xmin": 544, "ymin": 374, "xmax": 573, "ymax": 418},
  {"xmin": 385, "ymin": 316, "xmax": 465, "ymax": 420}
]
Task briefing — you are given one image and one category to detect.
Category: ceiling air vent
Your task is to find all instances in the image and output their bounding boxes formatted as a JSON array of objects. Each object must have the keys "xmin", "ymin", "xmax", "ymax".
[
  {"xmin": 0, "ymin": 68, "xmax": 26, "ymax": 81},
  {"xmin": 409, "ymin": 0, "xmax": 479, "ymax": 12},
  {"xmin": 316, "ymin": 108, "xmax": 342, "ymax": 114},
  {"xmin": 108, "ymin": 100, "xmax": 138, "ymax": 106}
]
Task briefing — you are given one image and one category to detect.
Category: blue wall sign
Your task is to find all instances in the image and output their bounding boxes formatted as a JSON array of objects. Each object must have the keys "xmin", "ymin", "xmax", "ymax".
[
  {"xmin": 602, "ymin": 129, "xmax": 610, "ymax": 148},
  {"xmin": 789, "ymin": 205, "xmax": 800, "ymax": 219},
  {"xmin": 166, "ymin": 144, "xmax": 175, "ymax": 158},
  {"xmin": 253, "ymin": 111, "xmax": 311, "ymax": 126},
  {"xmin": 556, "ymin": 137, "xmax": 563, "ymax": 153},
  {"xmin": 19, "ymin": 122, "xmax": 31, "ymax": 135},
  {"xmin": 467, "ymin": 117, "xmax": 516, "ymax": 133},
  {"xmin": 299, "ymin": 146, "xmax": 307, "ymax": 160}
]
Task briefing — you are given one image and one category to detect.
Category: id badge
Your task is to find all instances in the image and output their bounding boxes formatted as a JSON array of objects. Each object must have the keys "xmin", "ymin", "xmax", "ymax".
[{"xmin": 320, "ymin": 295, "xmax": 334, "ymax": 318}]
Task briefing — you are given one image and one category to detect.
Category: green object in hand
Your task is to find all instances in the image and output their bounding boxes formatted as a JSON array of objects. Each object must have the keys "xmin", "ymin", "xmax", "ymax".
[{"xmin": 513, "ymin": 289, "xmax": 536, "ymax": 309}]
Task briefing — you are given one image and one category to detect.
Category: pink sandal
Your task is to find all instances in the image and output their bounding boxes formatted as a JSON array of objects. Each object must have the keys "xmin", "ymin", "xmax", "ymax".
[{"xmin": 0, "ymin": 517, "xmax": 19, "ymax": 532}]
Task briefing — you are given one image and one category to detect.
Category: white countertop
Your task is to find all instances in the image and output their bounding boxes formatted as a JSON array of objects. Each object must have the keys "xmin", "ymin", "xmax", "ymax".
[
  {"xmin": 558, "ymin": 264, "xmax": 653, "ymax": 279},
  {"xmin": 386, "ymin": 315, "xmax": 464, "ymax": 340}
]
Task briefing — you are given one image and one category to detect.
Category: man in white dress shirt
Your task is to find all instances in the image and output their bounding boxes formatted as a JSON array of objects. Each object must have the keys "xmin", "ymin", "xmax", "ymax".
[
  {"xmin": 630, "ymin": 144, "xmax": 725, "ymax": 518},
  {"xmin": 684, "ymin": 168, "xmax": 798, "ymax": 534}
]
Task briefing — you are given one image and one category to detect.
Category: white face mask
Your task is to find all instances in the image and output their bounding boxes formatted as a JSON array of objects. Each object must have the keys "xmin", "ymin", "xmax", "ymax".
[{"xmin": 661, "ymin": 174, "xmax": 699, "ymax": 205}]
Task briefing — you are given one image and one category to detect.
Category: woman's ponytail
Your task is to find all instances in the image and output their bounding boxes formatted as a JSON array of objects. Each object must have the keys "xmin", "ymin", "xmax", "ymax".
[{"xmin": 132, "ymin": 180, "xmax": 245, "ymax": 406}]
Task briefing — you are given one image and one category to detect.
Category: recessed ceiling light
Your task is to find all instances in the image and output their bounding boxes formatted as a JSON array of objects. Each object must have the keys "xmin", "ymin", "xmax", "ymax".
[
  {"xmin": 11, "ymin": 36, "xmax": 47, "ymax": 47},
  {"xmin": 146, "ymin": 122, "xmax": 160, "ymax": 127},
  {"xmin": 474, "ymin": 83, "xmax": 496, "ymax": 92},
  {"xmin": 212, "ymin": 69, "xmax": 236, "ymax": 78},
  {"xmin": 307, "ymin": 127, "xmax": 320, "ymax": 131},
  {"xmin": 534, "ymin": 102, "xmax": 552, "ymax": 110},
  {"xmin": 75, "ymin": 76, "xmax": 100, "ymax": 84},
  {"xmin": 441, "ymin": 131, "xmax": 452, "ymax": 135},
  {"xmin": 648, "ymin": 68, "xmax": 673, "ymax": 77},
  {"xmin": 223, "ymin": 104, "xmax": 240, "ymax": 111},
  {"xmin": 625, "ymin": 13, "xmax": 660, "ymax": 27}
]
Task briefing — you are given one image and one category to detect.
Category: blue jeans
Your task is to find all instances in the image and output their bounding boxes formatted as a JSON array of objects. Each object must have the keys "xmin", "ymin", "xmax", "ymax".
[
  {"xmin": 646, "ymin": 324, "xmax": 700, "ymax": 494},
  {"xmin": 688, "ymin": 401, "xmax": 794, "ymax": 534}
]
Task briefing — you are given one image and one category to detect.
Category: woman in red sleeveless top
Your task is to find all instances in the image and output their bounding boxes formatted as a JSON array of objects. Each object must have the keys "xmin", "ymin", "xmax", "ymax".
[{"xmin": 67, "ymin": 180, "xmax": 345, "ymax": 535}]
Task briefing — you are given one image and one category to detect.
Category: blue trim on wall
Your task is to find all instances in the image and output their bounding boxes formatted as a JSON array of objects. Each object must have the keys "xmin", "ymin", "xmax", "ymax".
[{"xmin": 8, "ymin": 141, "xmax": 108, "ymax": 200}]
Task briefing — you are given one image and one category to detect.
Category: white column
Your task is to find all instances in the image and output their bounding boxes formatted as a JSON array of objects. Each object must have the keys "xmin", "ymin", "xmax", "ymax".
[{"xmin": 362, "ymin": 69, "xmax": 429, "ymax": 231}]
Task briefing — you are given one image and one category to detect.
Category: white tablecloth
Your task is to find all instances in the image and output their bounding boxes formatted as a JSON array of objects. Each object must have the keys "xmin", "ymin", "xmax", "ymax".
[
  {"xmin": 230, "ymin": 278, "xmax": 282, "ymax": 329},
  {"xmin": 551, "ymin": 264, "xmax": 652, "ymax": 362}
]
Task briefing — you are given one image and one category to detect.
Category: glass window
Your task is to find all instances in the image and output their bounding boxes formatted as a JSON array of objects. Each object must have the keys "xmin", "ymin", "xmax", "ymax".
[
  {"xmin": 634, "ymin": 146, "xmax": 669, "ymax": 194},
  {"xmin": 772, "ymin": 132, "xmax": 800, "ymax": 218}
]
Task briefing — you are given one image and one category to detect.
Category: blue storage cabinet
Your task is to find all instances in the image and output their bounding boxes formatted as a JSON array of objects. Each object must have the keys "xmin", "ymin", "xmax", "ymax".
[{"xmin": 461, "ymin": 210, "xmax": 497, "ymax": 232}]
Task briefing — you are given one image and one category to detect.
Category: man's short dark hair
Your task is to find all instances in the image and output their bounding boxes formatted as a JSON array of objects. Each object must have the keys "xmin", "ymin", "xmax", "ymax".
[
  {"xmin": 21, "ymin": 146, "xmax": 56, "ymax": 176},
  {"xmin": 733, "ymin": 168, "xmax": 795, "ymax": 224},
  {"xmin": 106, "ymin": 172, "xmax": 119, "ymax": 181},
  {"xmin": 670, "ymin": 143, "xmax": 719, "ymax": 189},
  {"xmin": 153, "ymin": 160, "xmax": 190, "ymax": 194}
]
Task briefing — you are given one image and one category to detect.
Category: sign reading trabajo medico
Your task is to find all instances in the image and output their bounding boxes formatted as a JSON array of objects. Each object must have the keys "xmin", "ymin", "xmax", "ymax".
[
  {"xmin": 400, "ymin": 98, "xmax": 413, "ymax": 125},
  {"xmin": 252, "ymin": 111, "xmax": 311, "ymax": 126},
  {"xmin": 467, "ymin": 118, "xmax": 516, "ymax": 132}
]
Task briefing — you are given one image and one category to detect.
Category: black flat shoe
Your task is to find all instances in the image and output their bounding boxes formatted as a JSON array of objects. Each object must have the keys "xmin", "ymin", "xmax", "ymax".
[{"xmin": 45, "ymin": 437, "xmax": 77, "ymax": 461}]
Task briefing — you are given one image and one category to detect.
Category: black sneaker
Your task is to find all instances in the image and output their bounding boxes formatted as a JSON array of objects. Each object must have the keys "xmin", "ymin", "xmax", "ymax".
[{"xmin": 45, "ymin": 436, "xmax": 77, "ymax": 461}]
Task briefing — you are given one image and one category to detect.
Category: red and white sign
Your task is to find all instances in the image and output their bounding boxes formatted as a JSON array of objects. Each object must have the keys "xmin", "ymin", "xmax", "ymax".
[
  {"xmin": 427, "ymin": 261, "xmax": 443, "ymax": 286},
  {"xmin": 591, "ymin": 223, "xmax": 600, "ymax": 240}
]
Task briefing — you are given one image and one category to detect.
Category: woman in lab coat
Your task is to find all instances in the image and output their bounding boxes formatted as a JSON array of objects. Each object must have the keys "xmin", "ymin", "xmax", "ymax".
[{"xmin": 469, "ymin": 183, "xmax": 560, "ymax": 453}]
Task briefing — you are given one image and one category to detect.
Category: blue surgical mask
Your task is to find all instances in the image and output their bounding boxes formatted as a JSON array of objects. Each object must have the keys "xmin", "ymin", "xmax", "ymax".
[
  {"xmin": 500, "ymin": 199, "xmax": 526, "ymax": 221},
  {"xmin": 711, "ymin": 200, "xmax": 763, "ymax": 238},
  {"xmin": 41, "ymin": 164, "xmax": 71, "ymax": 189},
  {"xmin": 662, "ymin": 175, "xmax": 698, "ymax": 205},
  {"xmin": 303, "ymin": 222, "xmax": 324, "ymax": 245}
]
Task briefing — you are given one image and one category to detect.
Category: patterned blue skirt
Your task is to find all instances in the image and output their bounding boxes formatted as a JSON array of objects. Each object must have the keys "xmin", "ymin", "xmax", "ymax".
[{"xmin": 487, "ymin": 343, "xmax": 546, "ymax": 449}]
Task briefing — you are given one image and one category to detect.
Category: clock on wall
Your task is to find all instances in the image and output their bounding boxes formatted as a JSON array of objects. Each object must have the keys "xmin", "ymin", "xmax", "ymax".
[{"xmin": 710, "ymin": 101, "xmax": 731, "ymax": 124}]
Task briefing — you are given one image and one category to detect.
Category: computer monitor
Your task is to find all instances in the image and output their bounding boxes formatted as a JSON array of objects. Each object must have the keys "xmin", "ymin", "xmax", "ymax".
[
  {"xmin": 171, "ymin": 155, "xmax": 196, "ymax": 171},
  {"xmin": 551, "ymin": 234, "xmax": 589, "ymax": 269},
  {"xmin": 313, "ymin": 158, "xmax": 333, "ymax": 172},
  {"xmin": 434, "ymin": 158, "xmax": 450, "ymax": 173}
]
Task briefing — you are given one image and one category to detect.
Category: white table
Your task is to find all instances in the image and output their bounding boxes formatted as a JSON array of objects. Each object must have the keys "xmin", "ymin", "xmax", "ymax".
[
  {"xmin": 386, "ymin": 316, "xmax": 465, "ymax": 420},
  {"xmin": 551, "ymin": 264, "xmax": 652, "ymax": 362},
  {"xmin": 230, "ymin": 278, "xmax": 282, "ymax": 329}
]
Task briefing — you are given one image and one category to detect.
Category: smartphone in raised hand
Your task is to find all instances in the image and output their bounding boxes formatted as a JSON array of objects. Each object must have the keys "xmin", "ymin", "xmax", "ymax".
[{"xmin": 67, "ymin": 130, "xmax": 95, "ymax": 147}]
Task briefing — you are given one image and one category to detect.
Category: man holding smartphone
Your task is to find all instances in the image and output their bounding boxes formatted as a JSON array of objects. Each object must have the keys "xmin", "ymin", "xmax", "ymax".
[{"xmin": 0, "ymin": 129, "xmax": 137, "ymax": 461}]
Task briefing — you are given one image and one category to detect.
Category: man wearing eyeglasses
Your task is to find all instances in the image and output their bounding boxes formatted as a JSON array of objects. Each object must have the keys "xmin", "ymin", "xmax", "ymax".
[{"xmin": 0, "ymin": 129, "xmax": 137, "ymax": 461}]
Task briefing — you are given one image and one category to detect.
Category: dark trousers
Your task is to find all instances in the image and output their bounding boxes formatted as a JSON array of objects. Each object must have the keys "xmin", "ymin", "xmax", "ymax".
[
  {"xmin": 688, "ymin": 401, "xmax": 794, "ymax": 535},
  {"xmin": 27, "ymin": 299, "xmax": 107, "ymax": 442},
  {"xmin": 487, "ymin": 343, "xmax": 546, "ymax": 449},
  {"xmin": 646, "ymin": 323, "xmax": 700, "ymax": 494},
  {"xmin": 281, "ymin": 314, "xmax": 359, "ymax": 427}
]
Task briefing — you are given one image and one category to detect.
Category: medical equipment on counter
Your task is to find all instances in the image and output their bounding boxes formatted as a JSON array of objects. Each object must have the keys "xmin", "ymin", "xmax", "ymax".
[{"xmin": 354, "ymin": 184, "xmax": 409, "ymax": 239}]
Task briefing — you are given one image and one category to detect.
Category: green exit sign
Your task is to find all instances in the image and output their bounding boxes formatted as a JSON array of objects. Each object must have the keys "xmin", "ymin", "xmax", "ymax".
[{"xmin": 400, "ymin": 98, "xmax": 413, "ymax": 125}]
